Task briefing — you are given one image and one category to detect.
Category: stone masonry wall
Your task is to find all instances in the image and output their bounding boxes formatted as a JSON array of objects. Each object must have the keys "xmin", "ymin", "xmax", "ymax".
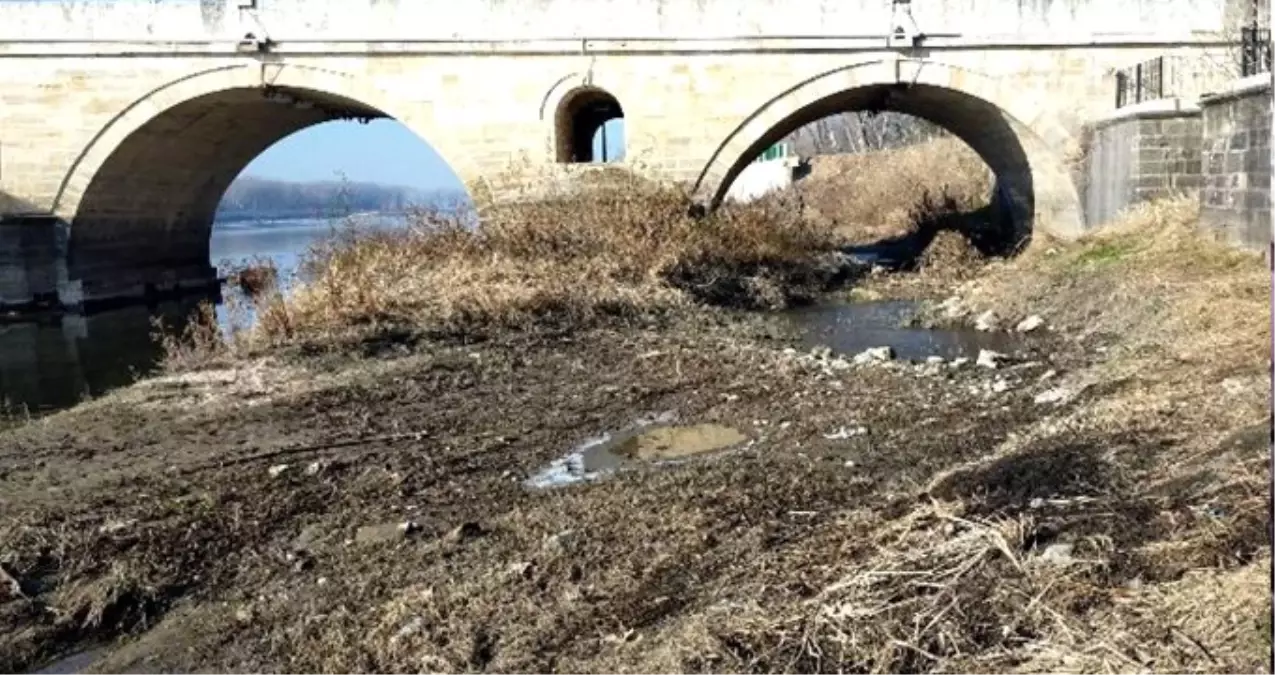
[
  {"xmin": 1081, "ymin": 104, "xmax": 1203, "ymax": 229},
  {"xmin": 1199, "ymin": 80, "xmax": 1272, "ymax": 251}
]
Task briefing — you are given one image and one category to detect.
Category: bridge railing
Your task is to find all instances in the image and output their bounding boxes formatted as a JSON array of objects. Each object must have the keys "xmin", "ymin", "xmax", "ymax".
[
  {"xmin": 1240, "ymin": 26, "xmax": 1272, "ymax": 77},
  {"xmin": 1115, "ymin": 56, "xmax": 1167, "ymax": 108}
]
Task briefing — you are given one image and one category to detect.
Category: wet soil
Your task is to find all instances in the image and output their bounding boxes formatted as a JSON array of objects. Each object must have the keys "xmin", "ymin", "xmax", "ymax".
[{"xmin": 0, "ymin": 299, "xmax": 1265, "ymax": 672}]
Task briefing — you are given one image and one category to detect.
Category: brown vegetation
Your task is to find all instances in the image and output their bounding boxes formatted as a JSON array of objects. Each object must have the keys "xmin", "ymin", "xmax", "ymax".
[
  {"xmin": 227, "ymin": 258, "xmax": 280, "ymax": 298},
  {"xmin": 914, "ymin": 196, "xmax": 1272, "ymax": 672},
  {"xmin": 202, "ymin": 180, "xmax": 852, "ymax": 356},
  {"xmin": 793, "ymin": 136, "xmax": 993, "ymax": 243}
]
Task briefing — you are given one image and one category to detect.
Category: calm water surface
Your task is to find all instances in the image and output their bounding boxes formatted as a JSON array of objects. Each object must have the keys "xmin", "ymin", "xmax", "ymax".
[{"xmin": 0, "ymin": 216, "xmax": 398, "ymax": 417}]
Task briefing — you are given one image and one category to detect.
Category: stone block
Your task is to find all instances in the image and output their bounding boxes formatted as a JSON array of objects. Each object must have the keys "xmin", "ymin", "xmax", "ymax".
[{"xmin": 1135, "ymin": 174, "xmax": 1168, "ymax": 189}]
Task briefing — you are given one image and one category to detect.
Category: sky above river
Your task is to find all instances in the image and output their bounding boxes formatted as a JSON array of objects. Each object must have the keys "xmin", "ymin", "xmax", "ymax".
[{"xmin": 240, "ymin": 118, "xmax": 626, "ymax": 193}]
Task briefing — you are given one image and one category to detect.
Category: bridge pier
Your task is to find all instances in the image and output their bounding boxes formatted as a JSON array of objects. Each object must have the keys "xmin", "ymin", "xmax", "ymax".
[
  {"xmin": 0, "ymin": 216, "xmax": 221, "ymax": 313},
  {"xmin": 0, "ymin": 216, "xmax": 64, "ymax": 310},
  {"xmin": 61, "ymin": 256, "xmax": 221, "ymax": 313}
]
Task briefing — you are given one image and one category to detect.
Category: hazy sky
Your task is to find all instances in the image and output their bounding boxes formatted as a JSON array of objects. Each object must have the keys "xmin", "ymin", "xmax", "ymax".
[{"xmin": 239, "ymin": 118, "xmax": 626, "ymax": 193}]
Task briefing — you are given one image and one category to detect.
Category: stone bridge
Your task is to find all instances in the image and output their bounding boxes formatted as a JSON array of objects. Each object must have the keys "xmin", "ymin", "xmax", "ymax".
[{"xmin": 0, "ymin": 0, "xmax": 1245, "ymax": 309}]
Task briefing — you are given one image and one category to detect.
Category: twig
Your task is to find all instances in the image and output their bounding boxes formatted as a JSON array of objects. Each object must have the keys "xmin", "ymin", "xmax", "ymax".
[
  {"xmin": 940, "ymin": 513, "xmax": 1027, "ymax": 575},
  {"xmin": 186, "ymin": 429, "xmax": 432, "ymax": 474},
  {"xmin": 891, "ymin": 638, "xmax": 941, "ymax": 664},
  {"xmin": 1169, "ymin": 626, "xmax": 1220, "ymax": 665}
]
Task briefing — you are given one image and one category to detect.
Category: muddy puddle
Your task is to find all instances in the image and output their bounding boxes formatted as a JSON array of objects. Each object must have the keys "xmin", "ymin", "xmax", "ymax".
[
  {"xmin": 777, "ymin": 299, "xmax": 1023, "ymax": 361},
  {"xmin": 526, "ymin": 414, "xmax": 749, "ymax": 490}
]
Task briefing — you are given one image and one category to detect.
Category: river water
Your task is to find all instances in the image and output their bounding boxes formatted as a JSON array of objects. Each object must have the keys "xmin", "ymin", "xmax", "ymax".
[{"xmin": 0, "ymin": 217, "xmax": 375, "ymax": 419}]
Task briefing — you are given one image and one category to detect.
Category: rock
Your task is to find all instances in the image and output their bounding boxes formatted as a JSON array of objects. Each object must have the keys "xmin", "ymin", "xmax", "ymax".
[
  {"xmin": 781, "ymin": 347, "xmax": 798, "ymax": 357},
  {"xmin": 390, "ymin": 617, "xmax": 424, "ymax": 645},
  {"xmin": 810, "ymin": 345, "xmax": 833, "ymax": 361},
  {"xmin": 355, "ymin": 521, "xmax": 420, "ymax": 546},
  {"xmin": 1036, "ymin": 543, "xmax": 1076, "ymax": 566},
  {"xmin": 852, "ymin": 346, "xmax": 895, "ymax": 365},
  {"xmin": 1221, "ymin": 377, "xmax": 1252, "ymax": 395},
  {"xmin": 543, "ymin": 529, "xmax": 576, "ymax": 553},
  {"xmin": 1034, "ymin": 387, "xmax": 1075, "ymax": 405},
  {"xmin": 506, "ymin": 561, "xmax": 534, "ymax": 579},
  {"xmin": 828, "ymin": 357, "xmax": 852, "ymax": 371},
  {"xmin": 990, "ymin": 378, "xmax": 1010, "ymax": 393},
  {"xmin": 1015, "ymin": 315, "xmax": 1045, "ymax": 332},
  {"xmin": 925, "ymin": 356, "xmax": 946, "ymax": 365},
  {"xmin": 976, "ymin": 349, "xmax": 1006, "ymax": 369},
  {"xmin": 305, "ymin": 460, "xmax": 331, "ymax": 476},
  {"xmin": 267, "ymin": 463, "xmax": 290, "ymax": 478},
  {"xmin": 98, "ymin": 518, "xmax": 137, "ymax": 535},
  {"xmin": 823, "ymin": 426, "xmax": 868, "ymax": 440},
  {"xmin": 1038, "ymin": 369, "xmax": 1057, "ymax": 382},
  {"xmin": 973, "ymin": 310, "xmax": 999, "ymax": 332},
  {"xmin": 949, "ymin": 357, "xmax": 970, "ymax": 369},
  {"xmin": 292, "ymin": 524, "xmax": 326, "ymax": 551},
  {"xmin": 446, "ymin": 521, "xmax": 484, "ymax": 543}
]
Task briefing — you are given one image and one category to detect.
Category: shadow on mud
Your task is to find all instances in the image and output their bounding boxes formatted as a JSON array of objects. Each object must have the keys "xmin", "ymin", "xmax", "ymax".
[{"xmin": 929, "ymin": 427, "xmax": 1270, "ymax": 586}]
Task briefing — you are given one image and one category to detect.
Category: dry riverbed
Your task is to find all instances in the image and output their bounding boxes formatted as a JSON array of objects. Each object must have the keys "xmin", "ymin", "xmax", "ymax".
[{"xmin": 1, "ymin": 202, "xmax": 1271, "ymax": 673}]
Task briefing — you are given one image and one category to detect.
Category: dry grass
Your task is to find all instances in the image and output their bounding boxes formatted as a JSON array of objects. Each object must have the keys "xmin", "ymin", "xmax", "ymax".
[
  {"xmin": 886, "ymin": 195, "xmax": 1274, "ymax": 673},
  {"xmin": 794, "ymin": 136, "xmax": 993, "ymax": 243},
  {"xmin": 169, "ymin": 179, "xmax": 851, "ymax": 357},
  {"xmin": 951, "ymin": 196, "xmax": 1268, "ymax": 374}
]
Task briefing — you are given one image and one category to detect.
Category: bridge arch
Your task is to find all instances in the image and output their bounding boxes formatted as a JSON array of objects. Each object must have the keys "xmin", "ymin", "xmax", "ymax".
[
  {"xmin": 692, "ymin": 58, "xmax": 1084, "ymax": 243},
  {"xmin": 55, "ymin": 63, "xmax": 480, "ymax": 305},
  {"xmin": 553, "ymin": 86, "xmax": 625, "ymax": 164}
]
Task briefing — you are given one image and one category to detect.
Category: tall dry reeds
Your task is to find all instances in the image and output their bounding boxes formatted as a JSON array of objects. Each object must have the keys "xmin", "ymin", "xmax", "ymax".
[
  {"xmin": 252, "ymin": 180, "xmax": 844, "ymax": 344},
  {"xmin": 793, "ymin": 135, "xmax": 993, "ymax": 243}
]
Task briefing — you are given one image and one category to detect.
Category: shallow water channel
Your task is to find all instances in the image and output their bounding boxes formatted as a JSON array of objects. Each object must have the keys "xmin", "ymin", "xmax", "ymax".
[{"xmin": 777, "ymin": 299, "xmax": 1020, "ymax": 361}]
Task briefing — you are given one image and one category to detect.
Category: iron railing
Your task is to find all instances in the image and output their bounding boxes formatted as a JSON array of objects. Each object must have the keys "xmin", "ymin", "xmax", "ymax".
[
  {"xmin": 1241, "ymin": 26, "xmax": 1272, "ymax": 77},
  {"xmin": 1115, "ymin": 56, "xmax": 1166, "ymax": 108}
]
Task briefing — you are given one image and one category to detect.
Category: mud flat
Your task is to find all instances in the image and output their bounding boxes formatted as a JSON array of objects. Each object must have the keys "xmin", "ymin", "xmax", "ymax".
[{"xmin": 1, "ymin": 201, "xmax": 1269, "ymax": 673}]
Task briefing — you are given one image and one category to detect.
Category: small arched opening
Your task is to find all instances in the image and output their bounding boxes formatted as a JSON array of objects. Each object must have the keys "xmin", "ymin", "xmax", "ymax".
[{"xmin": 555, "ymin": 87, "xmax": 625, "ymax": 164}]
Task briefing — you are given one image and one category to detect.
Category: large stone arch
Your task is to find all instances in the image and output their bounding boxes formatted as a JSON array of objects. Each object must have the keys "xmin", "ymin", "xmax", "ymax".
[
  {"xmin": 692, "ymin": 57, "xmax": 1084, "ymax": 241},
  {"xmin": 53, "ymin": 62, "xmax": 481, "ymax": 304}
]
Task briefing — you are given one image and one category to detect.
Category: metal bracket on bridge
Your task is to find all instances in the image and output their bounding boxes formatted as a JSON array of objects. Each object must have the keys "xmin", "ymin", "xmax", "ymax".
[{"xmin": 887, "ymin": 0, "xmax": 926, "ymax": 48}]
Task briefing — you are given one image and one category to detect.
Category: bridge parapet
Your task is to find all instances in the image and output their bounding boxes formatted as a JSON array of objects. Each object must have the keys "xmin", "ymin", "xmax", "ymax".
[{"xmin": 0, "ymin": 0, "xmax": 1234, "ymax": 43}]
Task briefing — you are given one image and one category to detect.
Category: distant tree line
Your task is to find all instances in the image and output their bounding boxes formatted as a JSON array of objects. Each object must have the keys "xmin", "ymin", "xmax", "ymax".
[
  {"xmin": 216, "ymin": 176, "xmax": 465, "ymax": 222},
  {"xmin": 782, "ymin": 112, "xmax": 948, "ymax": 156}
]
